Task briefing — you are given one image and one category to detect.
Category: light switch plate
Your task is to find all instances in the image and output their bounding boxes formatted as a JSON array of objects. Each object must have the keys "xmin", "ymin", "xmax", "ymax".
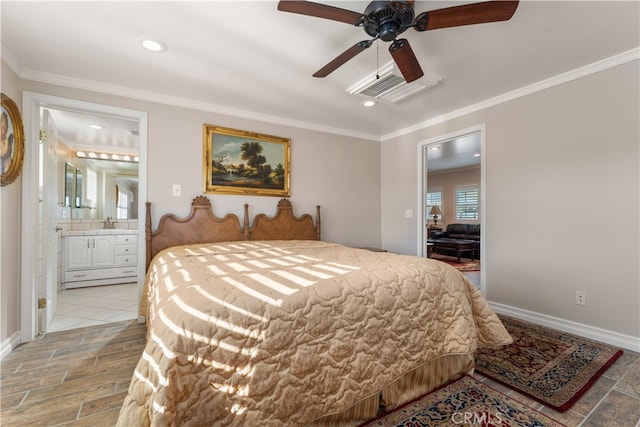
[{"xmin": 172, "ymin": 184, "xmax": 181, "ymax": 197}]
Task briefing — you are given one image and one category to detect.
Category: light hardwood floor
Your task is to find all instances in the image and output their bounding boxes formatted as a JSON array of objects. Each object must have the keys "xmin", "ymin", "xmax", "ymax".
[
  {"xmin": 1, "ymin": 320, "xmax": 145, "ymax": 426},
  {"xmin": 1, "ymin": 320, "xmax": 639, "ymax": 426}
]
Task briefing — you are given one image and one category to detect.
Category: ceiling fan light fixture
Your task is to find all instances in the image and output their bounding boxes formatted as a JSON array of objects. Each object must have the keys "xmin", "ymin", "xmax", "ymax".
[{"xmin": 278, "ymin": 0, "xmax": 519, "ymax": 81}]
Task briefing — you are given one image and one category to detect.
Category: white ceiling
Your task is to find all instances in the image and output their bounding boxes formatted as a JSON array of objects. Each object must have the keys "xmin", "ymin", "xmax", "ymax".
[{"xmin": 2, "ymin": 1, "xmax": 639, "ymax": 161}]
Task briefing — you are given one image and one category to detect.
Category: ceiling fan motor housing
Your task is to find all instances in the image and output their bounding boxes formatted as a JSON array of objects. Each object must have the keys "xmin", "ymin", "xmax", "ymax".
[{"xmin": 359, "ymin": 0, "xmax": 415, "ymax": 42}]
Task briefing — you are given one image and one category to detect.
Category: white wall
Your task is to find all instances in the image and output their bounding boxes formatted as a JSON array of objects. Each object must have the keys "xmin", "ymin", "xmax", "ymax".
[
  {"xmin": 1, "ymin": 60, "xmax": 22, "ymax": 347},
  {"xmin": 381, "ymin": 60, "xmax": 640, "ymax": 339}
]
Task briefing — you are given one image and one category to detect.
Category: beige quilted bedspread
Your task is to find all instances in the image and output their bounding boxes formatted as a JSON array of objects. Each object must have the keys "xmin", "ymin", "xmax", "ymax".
[{"xmin": 117, "ymin": 241, "xmax": 511, "ymax": 426}]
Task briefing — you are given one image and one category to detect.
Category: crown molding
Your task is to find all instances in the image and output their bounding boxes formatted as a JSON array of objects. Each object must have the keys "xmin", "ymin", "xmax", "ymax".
[
  {"xmin": 16, "ymin": 65, "xmax": 381, "ymax": 143},
  {"xmin": 1, "ymin": 43, "xmax": 22, "ymax": 76},
  {"xmin": 381, "ymin": 47, "xmax": 640, "ymax": 141},
  {"xmin": 8, "ymin": 44, "xmax": 638, "ymax": 143}
]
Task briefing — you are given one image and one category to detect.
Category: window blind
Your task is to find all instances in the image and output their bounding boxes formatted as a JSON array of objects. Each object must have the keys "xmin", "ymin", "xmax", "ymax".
[{"xmin": 456, "ymin": 186, "xmax": 479, "ymax": 220}]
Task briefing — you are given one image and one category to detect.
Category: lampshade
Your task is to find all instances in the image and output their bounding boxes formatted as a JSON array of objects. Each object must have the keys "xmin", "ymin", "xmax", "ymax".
[{"xmin": 429, "ymin": 206, "xmax": 442, "ymax": 216}]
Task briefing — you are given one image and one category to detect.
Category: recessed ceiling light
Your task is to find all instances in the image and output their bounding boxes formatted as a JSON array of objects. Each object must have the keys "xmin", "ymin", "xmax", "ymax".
[
  {"xmin": 361, "ymin": 99, "xmax": 377, "ymax": 108},
  {"xmin": 138, "ymin": 37, "xmax": 167, "ymax": 53},
  {"xmin": 89, "ymin": 124, "xmax": 103, "ymax": 129}
]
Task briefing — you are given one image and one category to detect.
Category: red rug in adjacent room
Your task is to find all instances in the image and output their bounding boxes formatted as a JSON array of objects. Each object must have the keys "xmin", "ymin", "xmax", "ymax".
[{"xmin": 475, "ymin": 315, "xmax": 623, "ymax": 412}]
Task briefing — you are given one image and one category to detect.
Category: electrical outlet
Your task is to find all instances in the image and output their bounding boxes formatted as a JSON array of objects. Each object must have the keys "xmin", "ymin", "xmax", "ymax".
[
  {"xmin": 405, "ymin": 209, "xmax": 413, "ymax": 218},
  {"xmin": 575, "ymin": 291, "xmax": 586, "ymax": 306}
]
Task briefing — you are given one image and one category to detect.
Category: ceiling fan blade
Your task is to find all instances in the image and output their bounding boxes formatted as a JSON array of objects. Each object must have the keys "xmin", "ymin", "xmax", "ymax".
[
  {"xmin": 389, "ymin": 39, "xmax": 424, "ymax": 83},
  {"xmin": 277, "ymin": 1, "xmax": 363, "ymax": 25},
  {"xmin": 313, "ymin": 40, "xmax": 372, "ymax": 78},
  {"xmin": 414, "ymin": 1, "xmax": 519, "ymax": 32}
]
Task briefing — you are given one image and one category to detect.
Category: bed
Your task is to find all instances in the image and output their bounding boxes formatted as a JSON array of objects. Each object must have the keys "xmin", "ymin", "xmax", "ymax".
[{"xmin": 118, "ymin": 196, "xmax": 511, "ymax": 426}]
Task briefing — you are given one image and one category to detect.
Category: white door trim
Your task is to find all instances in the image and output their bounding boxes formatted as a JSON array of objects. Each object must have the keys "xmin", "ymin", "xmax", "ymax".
[
  {"xmin": 416, "ymin": 124, "xmax": 486, "ymax": 295},
  {"xmin": 21, "ymin": 91, "xmax": 148, "ymax": 342}
]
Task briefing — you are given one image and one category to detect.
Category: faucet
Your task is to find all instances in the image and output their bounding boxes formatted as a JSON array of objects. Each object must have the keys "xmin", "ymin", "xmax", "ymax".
[{"xmin": 103, "ymin": 216, "xmax": 116, "ymax": 229}]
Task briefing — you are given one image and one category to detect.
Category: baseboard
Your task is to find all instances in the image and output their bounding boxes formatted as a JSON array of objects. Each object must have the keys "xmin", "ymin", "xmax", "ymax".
[
  {"xmin": 490, "ymin": 302, "xmax": 640, "ymax": 353},
  {"xmin": 0, "ymin": 331, "xmax": 21, "ymax": 361}
]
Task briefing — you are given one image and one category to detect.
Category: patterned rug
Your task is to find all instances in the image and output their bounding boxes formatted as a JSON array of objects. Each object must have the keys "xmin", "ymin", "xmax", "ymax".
[
  {"xmin": 361, "ymin": 375, "xmax": 565, "ymax": 426},
  {"xmin": 475, "ymin": 316, "xmax": 623, "ymax": 412},
  {"xmin": 430, "ymin": 253, "xmax": 480, "ymax": 271}
]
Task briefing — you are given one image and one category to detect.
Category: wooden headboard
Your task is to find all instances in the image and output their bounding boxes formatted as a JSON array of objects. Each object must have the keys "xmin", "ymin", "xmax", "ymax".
[
  {"xmin": 248, "ymin": 199, "xmax": 321, "ymax": 241},
  {"xmin": 145, "ymin": 196, "xmax": 321, "ymax": 269}
]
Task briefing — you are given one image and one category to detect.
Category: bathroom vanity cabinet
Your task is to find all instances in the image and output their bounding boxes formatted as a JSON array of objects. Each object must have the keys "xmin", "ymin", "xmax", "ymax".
[{"xmin": 63, "ymin": 231, "xmax": 138, "ymax": 288}]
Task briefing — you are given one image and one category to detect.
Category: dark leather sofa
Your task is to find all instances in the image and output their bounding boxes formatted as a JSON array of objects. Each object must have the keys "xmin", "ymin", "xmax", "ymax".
[{"xmin": 430, "ymin": 223, "xmax": 480, "ymax": 256}]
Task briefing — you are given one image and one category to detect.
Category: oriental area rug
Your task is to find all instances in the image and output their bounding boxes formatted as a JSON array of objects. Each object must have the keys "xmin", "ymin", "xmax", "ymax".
[
  {"xmin": 361, "ymin": 375, "xmax": 565, "ymax": 427},
  {"xmin": 475, "ymin": 316, "xmax": 623, "ymax": 412},
  {"xmin": 430, "ymin": 253, "xmax": 480, "ymax": 271}
]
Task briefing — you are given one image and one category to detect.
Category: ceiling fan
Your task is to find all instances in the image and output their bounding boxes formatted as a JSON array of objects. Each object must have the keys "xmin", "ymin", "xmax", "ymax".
[{"xmin": 277, "ymin": 1, "xmax": 519, "ymax": 83}]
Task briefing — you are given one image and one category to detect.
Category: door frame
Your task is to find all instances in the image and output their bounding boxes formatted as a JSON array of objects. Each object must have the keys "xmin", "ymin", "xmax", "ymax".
[
  {"xmin": 21, "ymin": 92, "xmax": 148, "ymax": 343},
  {"xmin": 416, "ymin": 124, "xmax": 486, "ymax": 295}
]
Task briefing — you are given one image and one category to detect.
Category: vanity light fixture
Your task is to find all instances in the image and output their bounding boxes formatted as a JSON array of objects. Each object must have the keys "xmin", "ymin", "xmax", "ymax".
[{"xmin": 76, "ymin": 150, "xmax": 138, "ymax": 163}]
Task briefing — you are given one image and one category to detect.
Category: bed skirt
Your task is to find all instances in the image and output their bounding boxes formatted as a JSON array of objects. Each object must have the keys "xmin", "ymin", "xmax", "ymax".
[{"xmin": 309, "ymin": 353, "xmax": 474, "ymax": 426}]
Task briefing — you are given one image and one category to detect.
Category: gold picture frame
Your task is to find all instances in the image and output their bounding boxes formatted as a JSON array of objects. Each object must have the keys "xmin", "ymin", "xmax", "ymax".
[
  {"xmin": 203, "ymin": 124, "xmax": 291, "ymax": 197},
  {"xmin": 1, "ymin": 93, "xmax": 25, "ymax": 186}
]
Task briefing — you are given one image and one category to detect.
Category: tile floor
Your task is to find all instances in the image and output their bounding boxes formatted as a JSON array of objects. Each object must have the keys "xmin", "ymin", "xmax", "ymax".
[{"xmin": 47, "ymin": 283, "xmax": 139, "ymax": 332}]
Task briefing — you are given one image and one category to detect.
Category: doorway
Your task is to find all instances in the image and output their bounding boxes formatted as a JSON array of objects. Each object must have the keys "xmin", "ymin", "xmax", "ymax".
[
  {"xmin": 21, "ymin": 92, "xmax": 148, "ymax": 342},
  {"xmin": 418, "ymin": 125, "xmax": 486, "ymax": 294}
]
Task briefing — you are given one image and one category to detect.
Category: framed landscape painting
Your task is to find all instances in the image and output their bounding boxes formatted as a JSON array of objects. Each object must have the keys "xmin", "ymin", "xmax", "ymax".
[{"xmin": 203, "ymin": 124, "xmax": 291, "ymax": 197}]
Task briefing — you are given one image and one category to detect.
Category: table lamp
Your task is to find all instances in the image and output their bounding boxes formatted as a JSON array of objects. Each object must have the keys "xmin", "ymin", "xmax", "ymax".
[{"xmin": 430, "ymin": 206, "xmax": 442, "ymax": 226}]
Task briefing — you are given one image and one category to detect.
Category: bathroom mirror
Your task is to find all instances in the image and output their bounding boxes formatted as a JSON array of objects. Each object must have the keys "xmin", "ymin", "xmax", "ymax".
[
  {"xmin": 64, "ymin": 162, "xmax": 74, "ymax": 207},
  {"xmin": 74, "ymin": 168, "xmax": 83, "ymax": 208},
  {"xmin": 84, "ymin": 159, "xmax": 138, "ymax": 219}
]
